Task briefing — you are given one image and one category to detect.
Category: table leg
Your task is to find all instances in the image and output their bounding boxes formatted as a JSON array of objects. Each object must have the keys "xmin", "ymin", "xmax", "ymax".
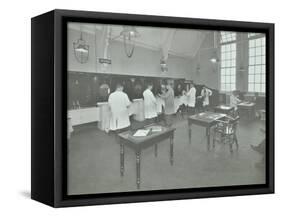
[
  {"xmin": 170, "ymin": 135, "xmax": 174, "ymax": 165},
  {"xmin": 188, "ymin": 122, "xmax": 192, "ymax": 144},
  {"xmin": 136, "ymin": 151, "xmax": 141, "ymax": 189},
  {"xmin": 154, "ymin": 144, "xmax": 158, "ymax": 157},
  {"xmin": 206, "ymin": 127, "xmax": 210, "ymax": 151},
  {"xmin": 120, "ymin": 143, "xmax": 124, "ymax": 176}
]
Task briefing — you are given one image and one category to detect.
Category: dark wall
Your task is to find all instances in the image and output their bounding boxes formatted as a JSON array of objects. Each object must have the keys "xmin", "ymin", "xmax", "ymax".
[{"xmin": 68, "ymin": 71, "xmax": 188, "ymax": 109}]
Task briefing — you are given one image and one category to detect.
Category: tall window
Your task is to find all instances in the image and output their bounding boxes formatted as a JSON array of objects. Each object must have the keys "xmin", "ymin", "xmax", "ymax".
[
  {"xmin": 248, "ymin": 34, "xmax": 266, "ymax": 93},
  {"xmin": 220, "ymin": 32, "xmax": 237, "ymax": 91}
]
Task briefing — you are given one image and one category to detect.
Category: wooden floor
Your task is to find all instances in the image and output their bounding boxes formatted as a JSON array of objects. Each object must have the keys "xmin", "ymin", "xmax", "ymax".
[{"xmin": 67, "ymin": 114, "xmax": 266, "ymax": 195}]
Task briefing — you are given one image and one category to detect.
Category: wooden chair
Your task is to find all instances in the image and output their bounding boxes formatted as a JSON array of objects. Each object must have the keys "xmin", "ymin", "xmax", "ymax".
[{"xmin": 212, "ymin": 115, "xmax": 240, "ymax": 153}]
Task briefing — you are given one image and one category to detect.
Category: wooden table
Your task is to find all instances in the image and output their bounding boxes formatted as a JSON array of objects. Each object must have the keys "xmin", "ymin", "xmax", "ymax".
[
  {"xmin": 237, "ymin": 102, "xmax": 256, "ymax": 120},
  {"xmin": 118, "ymin": 125, "xmax": 176, "ymax": 189},
  {"xmin": 188, "ymin": 112, "xmax": 226, "ymax": 150},
  {"xmin": 214, "ymin": 105, "xmax": 234, "ymax": 115}
]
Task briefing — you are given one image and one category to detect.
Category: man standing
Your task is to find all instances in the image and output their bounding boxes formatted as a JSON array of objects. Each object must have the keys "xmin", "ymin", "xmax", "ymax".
[
  {"xmin": 201, "ymin": 85, "xmax": 213, "ymax": 109},
  {"xmin": 230, "ymin": 90, "xmax": 241, "ymax": 111},
  {"xmin": 108, "ymin": 83, "xmax": 131, "ymax": 131},
  {"xmin": 186, "ymin": 83, "xmax": 197, "ymax": 113},
  {"xmin": 159, "ymin": 82, "xmax": 175, "ymax": 127},
  {"xmin": 143, "ymin": 82, "xmax": 157, "ymax": 124}
]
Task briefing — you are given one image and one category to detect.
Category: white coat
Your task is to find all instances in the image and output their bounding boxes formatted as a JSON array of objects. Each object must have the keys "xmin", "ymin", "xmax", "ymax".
[
  {"xmin": 143, "ymin": 89, "xmax": 157, "ymax": 119},
  {"xmin": 108, "ymin": 90, "xmax": 131, "ymax": 131},
  {"xmin": 201, "ymin": 88, "xmax": 213, "ymax": 106},
  {"xmin": 186, "ymin": 87, "xmax": 196, "ymax": 107},
  {"xmin": 230, "ymin": 94, "xmax": 241, "ymax": 111}
]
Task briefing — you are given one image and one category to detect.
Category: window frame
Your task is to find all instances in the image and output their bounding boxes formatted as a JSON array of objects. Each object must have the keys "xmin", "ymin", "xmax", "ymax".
[
  {"xmin": 219, "ymin": 31, "xmax": 237, "ymax": 92},
  {"xmin": 248, "ymin": 33, "xmax": 266, "ymax": 93}
]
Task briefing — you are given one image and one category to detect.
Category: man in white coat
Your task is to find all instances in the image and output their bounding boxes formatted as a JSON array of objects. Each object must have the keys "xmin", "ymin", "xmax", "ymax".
[
  {"xmin": 186, "ymin": 83, "xmax": 197, "ymax": 113},
  {"xmin": 230, "ymin": 90, "xmax": 241, "ymax": 111},
  {"xmin": 201, "ymin": 85, "xmax": 213, "ymax": 109},
  {"xmin": 143, "ymin": 82, "xmax": 157, "ymax": 124},
  {"xmin": 108, "ymin": 83, "xmax": 131, "ymax": 131}
]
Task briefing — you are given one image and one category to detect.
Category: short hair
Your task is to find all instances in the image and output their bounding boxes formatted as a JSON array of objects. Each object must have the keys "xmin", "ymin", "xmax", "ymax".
[
  {"xmin": 116, "ymin": 83, "xmax": 123, "ymax": 89},
  {"xmin": 146, "ymin": 81, "xmax": 153, "ymax": 87}
]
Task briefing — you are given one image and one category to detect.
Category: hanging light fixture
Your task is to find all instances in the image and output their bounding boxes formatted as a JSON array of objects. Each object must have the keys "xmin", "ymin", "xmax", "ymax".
[
  {"xmin": 160, "ymin": 59, "xmax": 168, "ymax": 72},
  {"xmin": 210, "ymin": 32, "xmax": 219, "ymax": 63},
  {"xmin": 73, "ymin": 25, "xmax": 89, "ymax": 64},
  {"xmin": 109, "ymin": 26, "xmax": 140, "ymax": 58},
  {"xmin": 120, "ymin": 26, "xmax": 140, "ymax": 58}
]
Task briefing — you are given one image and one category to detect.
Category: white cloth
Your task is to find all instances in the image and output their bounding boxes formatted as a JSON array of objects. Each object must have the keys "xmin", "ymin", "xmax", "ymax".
[
  {"xmin": 186, "ymin": 87, "xmax": 196, "ymax": 107},
  {"xmin": 108, "ymin": 91, "xmax": 131, "ymax": 130},
  {"xmin": 201, "ymin": 88, "xmax": 213, "ymax": 106},
  {"xmin": 179, "ymin": 95, "xmax": 188, "ymax": 106},
  {"xmin": 230, "ymin": 94, "xmax": 241, "ymax": 111},
  {"xmin": 156, "ymin": 97, "xmax": 165, "ymax": 114},
  {"xmin": 143, "ymin": 89, "xmax": 157, "ymax": 119}
]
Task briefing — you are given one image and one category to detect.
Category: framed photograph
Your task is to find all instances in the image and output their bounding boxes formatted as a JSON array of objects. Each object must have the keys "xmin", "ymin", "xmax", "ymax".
[{"xmin": 31, "ymin": 9, "xmax": 274, "ymax": 207}]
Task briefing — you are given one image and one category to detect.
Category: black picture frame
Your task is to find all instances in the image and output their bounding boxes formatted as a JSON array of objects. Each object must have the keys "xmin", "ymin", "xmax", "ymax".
[{"xmin": 31, "ymin": 9, "xmax": 274, "ymax": 207}]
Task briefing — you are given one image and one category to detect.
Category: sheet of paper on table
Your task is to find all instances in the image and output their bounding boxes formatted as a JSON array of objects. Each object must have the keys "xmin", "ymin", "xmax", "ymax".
[
  {"xmin": 220, "ymin": 105, "xmax": 231, "ymax": 109},
  {"xmin": 239, "ymin": 102, "xmax": 255, "ymax": 106},
  {"xmin": 133, "ymin": 129, "xmax": 151, "ymax": 137}
]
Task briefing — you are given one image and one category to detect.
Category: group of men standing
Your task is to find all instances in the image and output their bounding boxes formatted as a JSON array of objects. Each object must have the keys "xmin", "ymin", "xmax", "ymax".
[{"xmin": 107, "ymin": 81, "xmax": 213, "ymax": 132}]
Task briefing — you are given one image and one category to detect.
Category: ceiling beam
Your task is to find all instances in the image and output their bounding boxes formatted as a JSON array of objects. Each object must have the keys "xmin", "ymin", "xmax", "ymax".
[
  {"xmin": 161, "ymin": 29, "xmax": 176, "ymax": 61},
  {"xmin": 100, "ymin": 26, "xmax": 111, "ymax": 59}
]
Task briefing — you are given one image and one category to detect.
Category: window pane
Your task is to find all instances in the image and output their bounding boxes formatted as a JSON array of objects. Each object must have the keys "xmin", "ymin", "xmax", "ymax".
[
  {"xmin": 249, "ymin": 66, "xmax": 255, "ymax": 74},
  {"xmin": 249, "ymin": 40, "xmax": 253, "ymax": 47},
  {"xmin": 261, "ymin": 37, "xmax": 265, "ymax": 46},
  {"xmin": 262, "ymin": 46, "xmax": 265, "ymax": 55},
  {"xmin": 249, "ymin": 48, "xmax": 255, "ymax": 56},
  {"xmin": 255, "ymin": 65, "xmax": 261, "ymax": 73},
  {"xmin": 255, "ymin": 83, "xmax": 260, "ymax": 92},
  {"xmin": 225, "ymin": 76, "xmax": 230, "ymax": 83},
  {"xmin": 256, "ymin": 47, "xmax": 262, "ymax": 56},
  {"xmin": 261, "ymin": 65, "xmax": 265, "ymax": 73},
  {"xmin": 261, "ymin": 74, "xmax": 265, "ymax": 83},
  {"xmin": 249, "ymin": 74, "xmax": 254, "ymax": 82},
  {"xmin": 256, "ymin": 38, "xmax": 261, "ymax": 46},
  {"xmin": 261, "ymin": 56, "xmax": 265, "ymax": 64},
  {"xmin": 256, "ymin": 56, "xmax": 262, "ymax": 64},
  {"xmin": 255, "ymin": 74, "xmax": 261, "ymax": 83},
  {"xmin": 220, "ymin": 38, "xmax": 236, "ymax": 91},
  {"xmin": 249, "ymin": 57, "xmax": 255, "ymax": 65},
  {"xmin": 248, "ymin": 36, "xmax": 266, "ymax": 93},
  {"xmin": 261, "ymin": 84, "xmax": 265, "ymax": 92},
  {"xmin": 225, "ymin": 84, "xmax": 231, "ymax": 91},
  {"xmin": 249, "ymin": 83, "xmax": 254, "ymax": 92}
]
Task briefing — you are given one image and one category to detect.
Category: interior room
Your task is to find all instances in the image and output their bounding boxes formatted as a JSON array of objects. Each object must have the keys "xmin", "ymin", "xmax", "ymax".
[{"xmin": 67, "ymin": 22, "xmax": 266, "ymax": 195}]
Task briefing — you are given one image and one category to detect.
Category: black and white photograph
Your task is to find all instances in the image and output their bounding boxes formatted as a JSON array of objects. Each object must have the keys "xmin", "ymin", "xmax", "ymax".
[{"xmin": 67, "ymin": 22, "xmax": 267, "ymax": 195}]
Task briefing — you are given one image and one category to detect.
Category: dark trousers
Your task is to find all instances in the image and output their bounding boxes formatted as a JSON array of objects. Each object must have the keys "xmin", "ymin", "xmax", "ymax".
[
  {"xmin": 187, "ymin": 106, "xmax": 196, "ymax": 115},
  {"xmin": 145, "ymin": 117, "xmax": 157, "ymax": 125},
  {"xmin": 164, "ymin": 114, "xmax": 173, "ymax": 127}
]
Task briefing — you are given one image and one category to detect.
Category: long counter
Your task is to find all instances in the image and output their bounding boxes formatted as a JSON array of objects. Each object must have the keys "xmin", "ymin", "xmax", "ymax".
[{"xmin": 68, "ymin": 97, "xmax": 183, "ymax": 133}]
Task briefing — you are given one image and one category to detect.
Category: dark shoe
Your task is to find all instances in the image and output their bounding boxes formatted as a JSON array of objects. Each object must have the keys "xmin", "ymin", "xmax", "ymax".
[{"xmin": 251, "ymin": 144, "xmax": 264, "ymax": 154}]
